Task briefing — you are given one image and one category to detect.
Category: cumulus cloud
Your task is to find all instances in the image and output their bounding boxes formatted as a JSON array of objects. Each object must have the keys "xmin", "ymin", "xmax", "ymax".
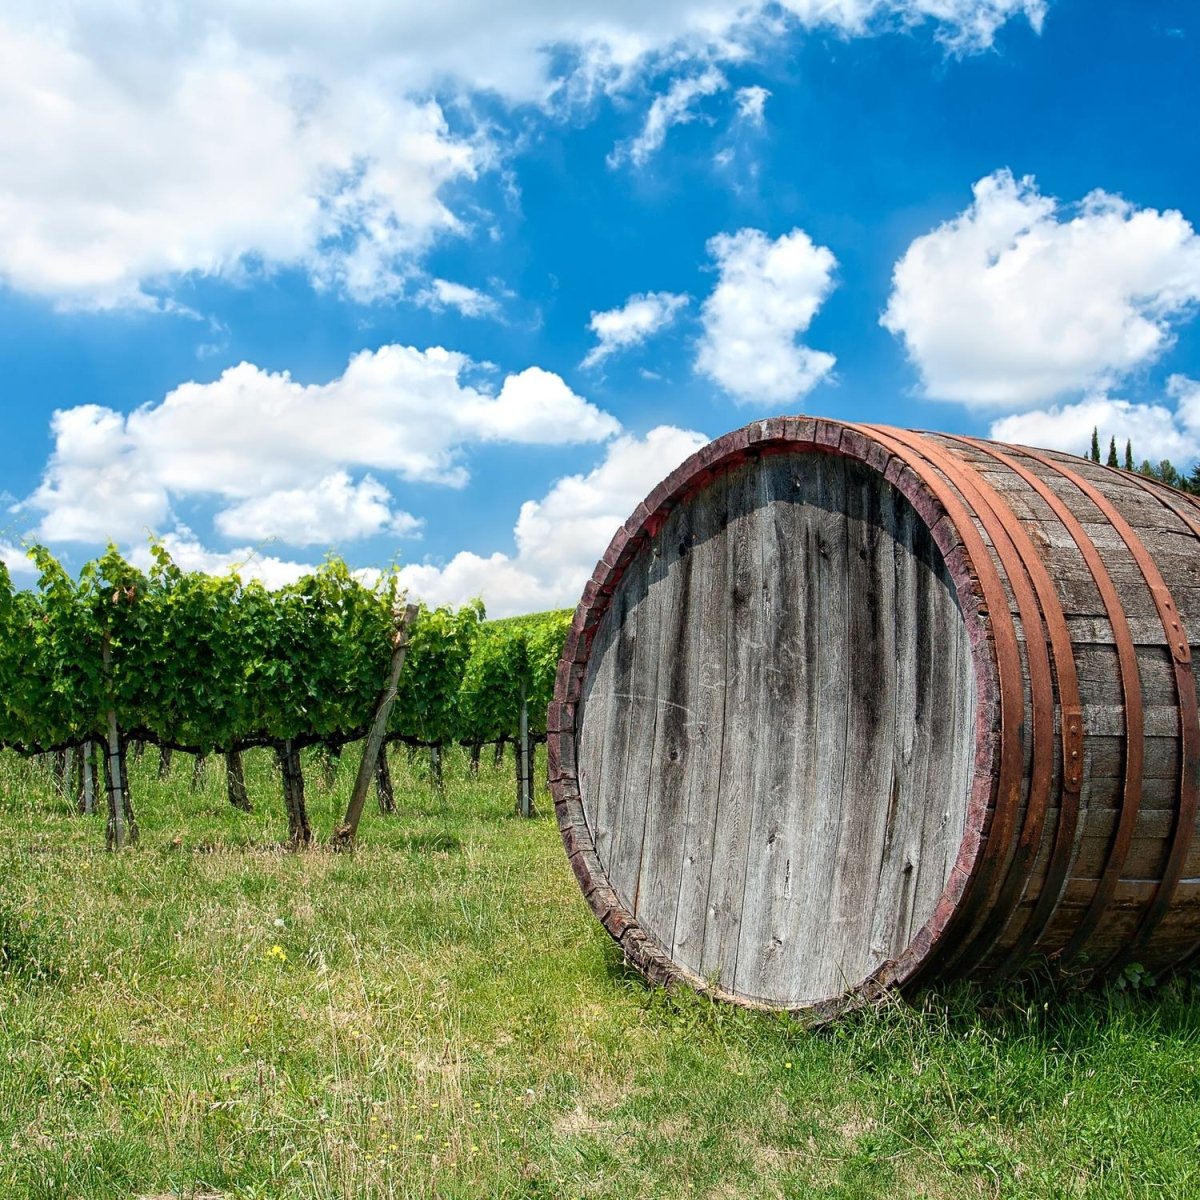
[
  {"xmin": 696, "ymin": 227, "xmax": 838, "ymax": 405},
  {"xmin": 478, "ymin": 368, "xmax": 623, "ymax": 443},
  {"xmin": 882, "ymin": 170, "xmax": 1200, "ymax": 407},
  {"xmin": 0, "ymin": 18, "xmax": 477, "ymax": 309},
  {"xmin": 0, "ymin": 3, "xmax": 1043, "ymax": 307},
  {"xmin": 1, "ymin": 543, "xmax": 36, "ymax": 579},
  {"xmin": 611, "ymin": 69, "xmax": 728, "ymax": 167},
  {"xmin": 416, "ymin": 279, "xmax": 502, "ymax": 319},
  {"xmin": 23, "ymin": 346, "xmax": 618, "ymax": 543},
  {"xmin": 25, "ymin": 405, "xmax": 173, "ymax": 542},
  {"xmin": 582, "ymin": 291, "xmax": 690, "ymax": 367},
  {"xmin": 1169, "ymin": 373, "xmax": 1200, "ymax": 433},
  {"xmin": 734, "ymin": 85, "xmax": 770, "ymax": 125},
  {"xmin": 399, "ymin": 425, "xmax": 710, "ymax": 616},
  {"xmin": 214, "ymin": 473, "xmax": 422, "ymax": 546},
  {"xmin": 988, "ymin": 376, "xmax": 1200, "ymax": 466}
]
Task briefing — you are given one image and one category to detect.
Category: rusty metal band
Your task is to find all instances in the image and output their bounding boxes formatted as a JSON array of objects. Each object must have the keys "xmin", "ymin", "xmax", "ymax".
[
  {"xmin": 844, "ymin": 423, "xmax": 1026, "ymax": 987},
  {"xmin": 1101, "ymin": 467, "xmax": 1200, "ymax": 967},
  {"xmin": 874, "ymin": 429, "xmax": 1058, "ymax": 979},
  {"xmin": 949, "ymin": 436, "xmax": 1139, "ymax": 972},
  {"xmin": 1014, "ymin": 449, "xmax": 1196, "ymax": 968},
  {"xmin": 938, "ymin": 434, "xmax": 1088, "ymax": 973}
]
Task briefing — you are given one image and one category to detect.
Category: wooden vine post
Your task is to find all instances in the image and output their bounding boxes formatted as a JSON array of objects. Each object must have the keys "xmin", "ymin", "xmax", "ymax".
[
  {"xmin": 277, "ymin": 739, "xmax": 310, "ymax": 847},
  {"xmin": 376, "ymin": 750, "xmax": 396, "ymax": 813},
  {"xmin": 516, "ymin": 678, "xmax": 533, "ymax": 818},
  {"xmin": 101, "ymin": 628, "xmax": 138, "ymax": 849},
  {"xmin": 225, "ymin": 748, "xmax": 251, "ymax": 811},
  {"xmin": 332, "ymin": 602, "xmax": 419, "ymax": 850},
  {"xmin": 190, "ymin": 752, "xmax": 208, "ymax": 793},
  {"xmin": 81, "ymin": 740, "xmax": 95, "ymax": 815}
]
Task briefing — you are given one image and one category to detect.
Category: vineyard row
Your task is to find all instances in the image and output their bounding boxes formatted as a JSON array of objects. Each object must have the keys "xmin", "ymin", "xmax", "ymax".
[{"xmin": 0, "ymin": 541, "xmax": 571, "ymax": 846}]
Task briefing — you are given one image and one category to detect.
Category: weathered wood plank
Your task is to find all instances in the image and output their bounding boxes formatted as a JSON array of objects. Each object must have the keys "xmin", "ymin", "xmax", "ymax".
[
  {"xmin": 700, "ymin": 461, "xmax": 768, "ymax": 989},
  {"xmin": 910, "ymin": 528, "xmax": 976, "ymax": 935},
  {"xmin": 732, "ymin": 455, "xmax": 819, "ymax": 1001},
  {"xmin": 1061, "ymin": 617, "xmax": 1196, "ymax": 646},
  {"xmin": 1066, "ymin": 643, "xmax": 1176, "ymax": 706},
  {"xmin": 670, "ymin": 471, "xmax": 734, "ymax": 974},
  {"xmin": 578, "ymin": 560, "xmax": 640, "ymax": 861},
  {"xmin": 789, "ymin": 455, "xmax": 853, "ymax": 1002},
  {"xmin": 819, "ymin": 464, "xmax": 901, "ymax": 996},
  {"xmin": 869, "ymin": 495, "xmax": 929, "ymax": 963},
  {"xmin": 632, "ymin": 490, "xmax": 700, "ymax": 942},
  {"xmin": 1076, "ymin": 704, "xmax": 1183, "ymax": 738},
  {"xmin": 606, "ymin": 536, "xmax": 669, "ymax": 912},
  {"xmin": 1084, "ymin": 736, "xmax": 1180, "ymax": 781}
]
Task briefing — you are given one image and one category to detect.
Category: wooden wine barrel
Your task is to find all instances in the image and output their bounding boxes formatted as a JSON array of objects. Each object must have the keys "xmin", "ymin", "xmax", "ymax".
[{"xmin": 548, "ymin": 417, "xmax": 1200, "ymax": 1019}]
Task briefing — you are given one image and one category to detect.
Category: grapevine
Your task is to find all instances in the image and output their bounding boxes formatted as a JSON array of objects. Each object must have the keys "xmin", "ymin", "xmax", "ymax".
[{"xmin": 0, "ymin": 542, "xmax": 573, "ymax": 844}]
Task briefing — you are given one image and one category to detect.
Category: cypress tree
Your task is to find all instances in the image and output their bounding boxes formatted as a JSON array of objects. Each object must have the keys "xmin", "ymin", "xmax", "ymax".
[
  {"xmin": 1124, "ymin": 439, "xmax": 1134, "ymax": 471},
  {"xmin": 1106, "ymin": 436, "xmax": 1119, "ymax": 467},
  {"xmin": 1090, "ymin": 426, "xmax": 1101, "ymax": 462}
]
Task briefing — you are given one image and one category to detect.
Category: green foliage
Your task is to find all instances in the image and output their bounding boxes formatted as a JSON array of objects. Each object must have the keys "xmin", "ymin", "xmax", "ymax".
[
  {"xmin": 457, "ymin": 609, "xmax": 571, "ymax": 742},
  {"xmin": 243, "ymin": 557, "xmax": 399, "ymax": 744},
  {"xmin": 0, "ymin": 544, "xmax": 574, "ymax": 757},
  {"xmin": 1136, "ymin": 456, "xmax": 1199, "ymax": 493},
  {"xmin": 1157, "ymin": 459, "xmax": 1182, "ymax": 489},
  {"xmin": 392, "ymin": 601, "xmax": 484, "ymax": 745}
]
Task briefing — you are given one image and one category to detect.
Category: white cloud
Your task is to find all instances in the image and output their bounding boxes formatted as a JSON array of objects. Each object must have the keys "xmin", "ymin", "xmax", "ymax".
[
  {"xmin": 582, "ymin": 291, "xmax": 690, "ymax": 367},
  {"xmin": 882, "ymin": 170, "xmax": 1200, "ymax": 408},
  {"xmin": 416, "ymin": 279, "xmax": 502, "ymax": 319},
  {"xmin": 1, "ymin": 542, "xmax": 36, "ymax": 579},
  {"xmin": 1168, "ymin": 372, "xmax": 1200, "ymax": 436},
  {"xmin": 214, "ymin": 473, "xmax": 422, "ymax": 546},
  {"xmin": 0, "ymin": 18, "xmax": 477, "ymax": 308},
  {"xmin": 23, "ymin": 346, "xmax": 619, "ymax": 543},
  {"xmin": 474, "ymin": 368, "xmax": 622, "ymax": 443},
  {"xmin": 778, "ymin": 0, "xmax": 1045, "ymax": 50},
  {"xmin": 612, "ymin": 68, "xmax": 728, "ymax": 167},
  {"xmin": 399, "ymin": 425, "xmax": 710, "ymax": 616},
  {"xmin": 734, "ymin": 85, "xmax": 770, "ymax": 125},
  {"xmin": 988, "ymin": 379, "xmax": 1200, "ymax": 466},
  {"xmin": 696, "ymin": 227, "xmax": 837, "ymax": 405},
  {"xmin": 0, "ymin": 3, "xmax": 1043, "ymax": 306},
  {"xmin": 25, "ymin": 405, "xmax": 172, "ymax": 542}
]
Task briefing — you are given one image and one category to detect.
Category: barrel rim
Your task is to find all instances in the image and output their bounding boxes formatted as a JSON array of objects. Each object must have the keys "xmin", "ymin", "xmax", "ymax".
[{"xmin": 548, "ymin": 415, "xmax": 1001, "ymax": 1018}]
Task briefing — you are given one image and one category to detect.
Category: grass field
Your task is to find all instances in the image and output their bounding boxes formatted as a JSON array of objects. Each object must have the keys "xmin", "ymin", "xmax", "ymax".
[{"xmin": 0, "ymin": 747, "xmax": 1198, "ymax": 1200}]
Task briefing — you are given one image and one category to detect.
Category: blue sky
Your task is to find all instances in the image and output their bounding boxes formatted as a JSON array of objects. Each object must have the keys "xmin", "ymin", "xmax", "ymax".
[{"xmin": 2, "ymin": 0, "xmax": 1199, "ymax": 615}]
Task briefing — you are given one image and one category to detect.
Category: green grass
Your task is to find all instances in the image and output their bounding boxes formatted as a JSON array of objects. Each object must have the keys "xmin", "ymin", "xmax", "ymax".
[{"xmin": 0, "ymin": 747, "xmax": 1198, "ymax": 1199}]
